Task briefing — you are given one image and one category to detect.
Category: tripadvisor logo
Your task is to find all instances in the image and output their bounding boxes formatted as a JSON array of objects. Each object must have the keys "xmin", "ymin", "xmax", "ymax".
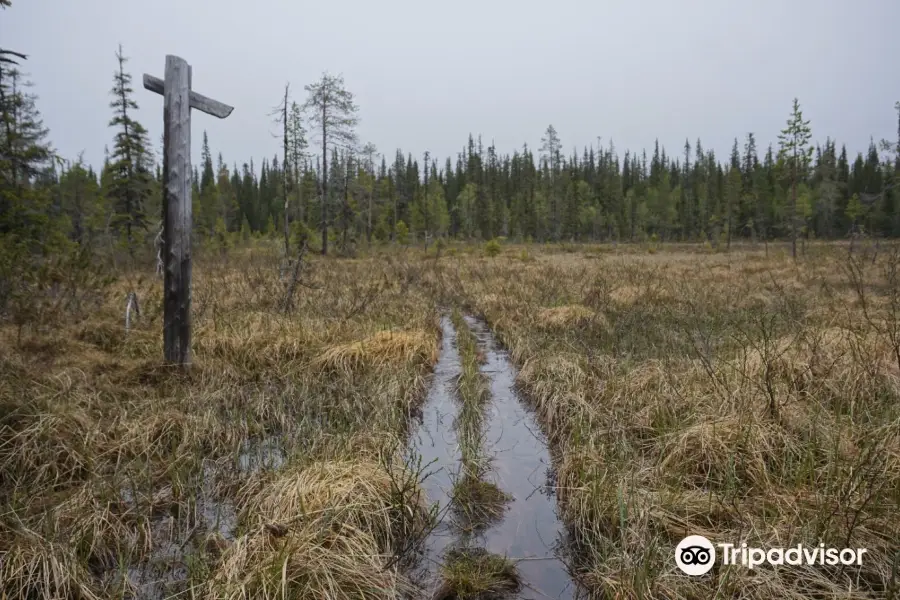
[
  {"xmin": 675, "ymin": 535, "xmax": 716, "ymax": 575},
  {"xmin": 675, "ymin": 535, "xmax": 869, "ymax": 575}
]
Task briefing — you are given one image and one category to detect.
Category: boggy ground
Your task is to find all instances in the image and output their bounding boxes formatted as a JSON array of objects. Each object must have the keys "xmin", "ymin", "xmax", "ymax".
[
  {"xmin": 447, "ymin": 309, "xmax": 511, "ymax": 537},
  {"xmin": 442, "ymin": 241, "xmax": 900, "ymax": 599},
  {"xmin": 3, "ymin": 240, "xmax": 899, "ymax": 599},
  {"xmin": 0, "ymin": 245, "xmax": 441, "ymax": 600}
]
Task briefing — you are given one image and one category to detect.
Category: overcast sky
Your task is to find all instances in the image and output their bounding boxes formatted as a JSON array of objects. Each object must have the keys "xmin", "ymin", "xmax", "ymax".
[{"xmin": 3, "ymin": 0, "xmax": 899, "ymax": 174}]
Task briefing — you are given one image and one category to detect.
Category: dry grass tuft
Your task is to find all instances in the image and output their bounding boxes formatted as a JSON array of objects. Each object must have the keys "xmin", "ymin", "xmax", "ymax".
[
  {"xmin": 315, "ymin": 329, "xmax": 437, "ymax": 375},
  {"xmin": 536, "ymin": 304, "xmax": 604, "ymax": 329},
  {"xmin": 434, "ymin": 547, "xmax": 520, "ymax": 600},
  {"xmin": 209, "ymin": 523, "xmax": 397, "ymax": 600},
  {"xmin": 209, "ymin": 459, "xmax": 426, "ymax": 600},
  {"xmin": 242, "ymin": 459, "xmax": 421, "ymax": 547},
  {"xmin": 608, "ymin": 284, "xmax": 651, "ymax": 307},
  {"xmin": 450, "ymin": 475, "xmax": 511, "ymax": 533},
  {"xmin": 0, "ymin": 533, "xmax": 101, "ymax": 600}
]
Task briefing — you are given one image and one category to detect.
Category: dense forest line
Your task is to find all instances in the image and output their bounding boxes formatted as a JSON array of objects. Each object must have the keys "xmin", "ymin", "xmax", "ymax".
[{"xmin": 3, "ymin": 36, "xmax": 900, "ymax": 270}]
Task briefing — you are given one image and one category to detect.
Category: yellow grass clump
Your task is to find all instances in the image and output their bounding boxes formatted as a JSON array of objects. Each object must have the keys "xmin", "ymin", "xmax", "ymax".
[
  {"xmin": 536, "ymin": 304, "xmax": 604, "ymax": 329},
  {"xmin": 193, "ymin": 314, "xmax": 317, "ymax": 373},
  {"xmin": 608, "ymin": 285, "xmax": 640, "ymax": 305},
  {"xmin": 0, "ymin": 534, "xmax": 102, "ymax": 600},
  {"xmin": 479, "ymin": 293, "xmax": 503, "ymax": 310},
  {"xmin": 608, "ymin": 282, "xmax": 675, "ymax": 307},
  {"xmin": 314, "ymin": 329, "xmax": 437, "ymax": 374},
  {"xmin": 243, "ymin": 459, "xmax": 415, "ymax": 543},
  {"xmin": 208, "ymin": 459, "xmax": 427, "ymax": 600},
  {"xmin": 434, "ymin": 547, "xmax": 520, "ymax": 600},
  {"xmin": 516, "ymin": 353, "xmax": 592, "ymax": 439},
  {"xmin": 657, "ymin": 416, "xmax": 779, "ymax": 488}
]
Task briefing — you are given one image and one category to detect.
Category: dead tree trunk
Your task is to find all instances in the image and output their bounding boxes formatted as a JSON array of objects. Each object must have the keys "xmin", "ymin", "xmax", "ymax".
[
  {"xmin": 320, "ymin": 107, "xmax": 328, "ymax": 256},
  {"xmin": 282, "ymin": 237, "xmax": 308, "ymax": 313},
  {"xmin": 283, "ymin": 84, "xmax": 290, "ymax": 258}
]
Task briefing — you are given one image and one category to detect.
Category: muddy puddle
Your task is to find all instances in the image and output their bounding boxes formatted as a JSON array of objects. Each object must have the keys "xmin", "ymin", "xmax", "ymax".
[
  {"xmin": 120, "ymin": 439, "xmax": 285, "ymax": 598},
  {"xmin": 408, "ymin": 314, "xmax": 584, "ymax": 600}
]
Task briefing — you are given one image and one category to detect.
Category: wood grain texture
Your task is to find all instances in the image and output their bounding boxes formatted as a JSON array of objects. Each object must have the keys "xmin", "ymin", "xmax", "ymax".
[
  {"xmin": 146, "ymin": 54, "xmax": 233, "ymax": 365},
  {"xmin": 162, "ymin": 55, "xmax": 192, "ymax": 365},
  {"xmin": 143, "ymin": 73, "xmax": 234, "ymax": 118}
]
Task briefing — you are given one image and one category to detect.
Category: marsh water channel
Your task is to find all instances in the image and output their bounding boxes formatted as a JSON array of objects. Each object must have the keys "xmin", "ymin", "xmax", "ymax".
[
  {"xmin": 124, "ymin": 314, "xmax": 579, "ymax": 600},
  {"xmin": 407, "ymin": 315, "xmax": 583, "ymax": 599}
]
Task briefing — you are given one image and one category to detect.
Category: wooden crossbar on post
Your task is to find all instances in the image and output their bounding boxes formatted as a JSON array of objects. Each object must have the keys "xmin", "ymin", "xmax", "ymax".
[{"xmin": 144, "ymin": 55, "xmax": 233, "ymax": 366}]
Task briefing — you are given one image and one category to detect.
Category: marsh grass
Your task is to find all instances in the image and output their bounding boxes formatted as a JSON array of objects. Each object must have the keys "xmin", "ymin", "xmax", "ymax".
[
  {"xmin": 450, "ymin": 309, "xmax": 491, "ymax": 473},
  {"xmin": 434, "ymin": 547, "xmax": 520, "ymax": 600},
  {"xmin": 442, "ymin": 243, "xmax": 900, "ymax": 599},
  {"xmin": 208, "ymin": 457, "xmax": 429, "ymax": 600},
  {"xmin": 450, "ymin": 475, "xmax": 511, "ymax": 534},
  {"xmin": 446, "ymin": 310, "xmax": 511, "ymax": 536},
  {"xmin": 0, "ymin": 244, "xmax": 438, "ymax": 600},
  {"xmin": 6, "ymin": 240, "xmax": 899, "ymax": 600}
]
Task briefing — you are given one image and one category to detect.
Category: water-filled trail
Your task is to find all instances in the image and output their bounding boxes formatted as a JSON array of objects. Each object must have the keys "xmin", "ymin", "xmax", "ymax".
[
  {"xmin": 408, "ymin": 315, "xmax": 583, "ymax": 599},
  {"xmin": 409, "ymin": 317, "xmax": 465, "ymax": 569}
]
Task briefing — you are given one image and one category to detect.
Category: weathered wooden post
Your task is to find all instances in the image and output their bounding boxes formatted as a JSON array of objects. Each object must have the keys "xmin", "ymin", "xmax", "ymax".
[{"xmin": 144, "ymin": 55, "xmax": 233, "ymax": 366}]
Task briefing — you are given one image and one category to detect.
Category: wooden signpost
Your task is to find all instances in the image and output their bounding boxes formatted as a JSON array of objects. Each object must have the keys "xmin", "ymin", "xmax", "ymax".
[{"xmin": 144, "ymin": 55, "xmax": 233, "ymax": 366}]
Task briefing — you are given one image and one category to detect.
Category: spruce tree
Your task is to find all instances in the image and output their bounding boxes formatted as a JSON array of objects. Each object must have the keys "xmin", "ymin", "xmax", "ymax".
[
  {"xmin": 273, "ymin": 84, "xmax": 292, "ymax": 254},
  {"xmin": 777, "ymin": 98, "xmax": 813, "ymax": 258},
  {"xmin": 197, "ymin": 131, "xmax": 217, "ymax": 236},
  {"xmin": 657, "ymin": 171, "xmax": 675, "ymax": 242},
  {"xmin": 456, "ymin": 183, "xmax": 477, "ymax": 238},
  {"xmin": 5, "ymin": 67, "xmax": 48, "ymax": 210},
  {"xmin": 0, "ymin": 66, "xmax": 52, "ymax": 191},
  {"xmin": 741, "ymin": 133, "xmax": 760, "ymax": 241},
  {"xmin": 391, "ymin": 150, "xmax": 405, "ymax": 240},
  {"xmin": 0, "ymin": 60, "xmax": 57, "ymax": 263},
  {"xmin": 812, "ymin": 139, "xmax": 839, "ymax": 238},
  {"xmin": 360, "ymin": 142, "xmax": 377, "ymax": 243},
  {"xmin": 258, "ymin": 159, "xmax": 271, "ymax": 228},
  {"xmin": 680, "ymin": 139, "xmax": 692, "ymax": 238},
  {"xmin": 59, "ymin": 155, "xmax": 103, "ymax": 245},
  {"xmin": 724, "ymin": 166, "xmax": 741, "ymax": 249},
  {"xmin": 540, "ymin": 125, "xmax": 562, "ymax": 240},
  {"xmin": 0, "ymin": 54, "xmax": 73, "ymax": 317},
  {"xmin": 107, "ymin": 44, "xmax": 153, "ymax": 253},
  {"xmin": 215, "ymin": 154, "xmax": 238, "ymax": 230},
  {"xmin": 288, "ymin": 101, "xmax": 308, "ymax": 225},
  {"xmin": 422, "ymin": 150, "xmax": 430, "ymax": 247}
]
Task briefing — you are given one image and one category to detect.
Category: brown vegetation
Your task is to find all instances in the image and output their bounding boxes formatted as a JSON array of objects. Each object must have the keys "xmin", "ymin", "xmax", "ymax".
[
  {"xmin": 2, "ymin": 239, "xmax": 898, "ymax": 599},
  {"xmin": 0, "ymin": 243, "xmax": 437, "ymax": 600},
  {"xmin": 450, "ymin": 241, "xmax": 900, "ymax": 599}
]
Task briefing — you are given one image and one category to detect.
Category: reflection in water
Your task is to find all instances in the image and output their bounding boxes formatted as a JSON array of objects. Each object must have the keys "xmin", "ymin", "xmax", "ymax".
[
  {"xmin": 406, "ymin": 317, "xmax": 465, "ymax": 585},
  {"xmin": 407, "ymin": 315, "xmax": 585, "ymax": 600},
  {"xmin": 465, "ymin": 316, "xmax": 583, "ymax": 600}
]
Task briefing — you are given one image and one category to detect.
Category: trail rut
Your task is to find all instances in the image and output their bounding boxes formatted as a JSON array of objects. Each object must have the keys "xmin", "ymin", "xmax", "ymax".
[{"xmin": 407, "ymin": 314, "xmax": 584, "ymax": 599}]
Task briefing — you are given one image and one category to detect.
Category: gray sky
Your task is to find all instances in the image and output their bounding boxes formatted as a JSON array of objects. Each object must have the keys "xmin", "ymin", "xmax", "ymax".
[{"xmin": 3, "ymin": 0, "xmax": 899, "ymax": 174}]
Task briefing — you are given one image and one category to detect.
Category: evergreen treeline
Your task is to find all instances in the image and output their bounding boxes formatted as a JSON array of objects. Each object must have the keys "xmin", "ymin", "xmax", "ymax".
[
  {"xmin": 3, "ymin": 24, "xmax": 900, "ymax": 277},
  {"xmin": 110, "ymin": 103, "xmax": 900, "ymax": 254}
]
